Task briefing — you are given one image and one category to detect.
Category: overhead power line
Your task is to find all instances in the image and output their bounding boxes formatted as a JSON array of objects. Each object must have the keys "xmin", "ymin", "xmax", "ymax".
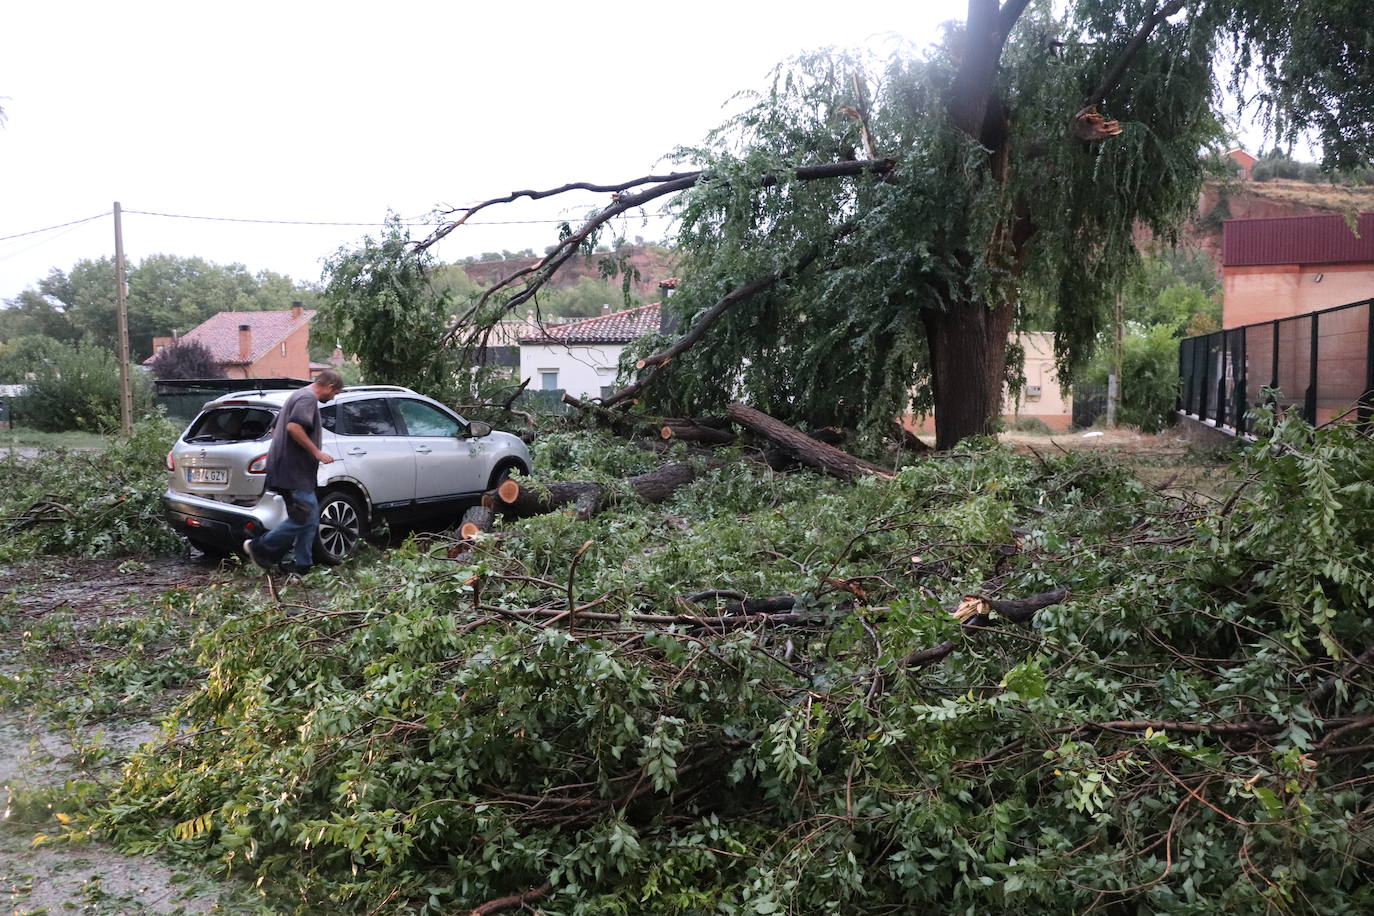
[
  {"xmin": 0, "ymin": 211, "xmax": 111, "ymax": 243},
  {"xmin": 121, "ymin": 207, "xmax": 665, "ymax": 228}
]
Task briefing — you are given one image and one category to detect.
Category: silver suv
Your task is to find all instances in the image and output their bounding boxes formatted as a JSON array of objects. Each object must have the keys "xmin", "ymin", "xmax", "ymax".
[{"xmin": 163, "ymin": 385, "xmax": 531, "ymax": 563}]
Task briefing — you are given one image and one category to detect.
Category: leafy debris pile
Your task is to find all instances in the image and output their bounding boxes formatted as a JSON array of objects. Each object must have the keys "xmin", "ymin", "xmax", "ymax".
[{"xmin": 75, "ymin": 419, "xmax": 1374, "ymax": 913}]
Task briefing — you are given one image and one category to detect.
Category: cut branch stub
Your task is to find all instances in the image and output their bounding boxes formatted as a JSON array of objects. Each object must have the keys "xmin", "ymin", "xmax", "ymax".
[{"xmin": 903, "ymin": 587, "xmax": 1069, "ymax": 669}]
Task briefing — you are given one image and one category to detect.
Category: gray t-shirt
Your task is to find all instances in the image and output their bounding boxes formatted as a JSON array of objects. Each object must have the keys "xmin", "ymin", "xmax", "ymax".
[{"xmin": 264, "ymin": 387, "xmax": 322, "ymax": 492}]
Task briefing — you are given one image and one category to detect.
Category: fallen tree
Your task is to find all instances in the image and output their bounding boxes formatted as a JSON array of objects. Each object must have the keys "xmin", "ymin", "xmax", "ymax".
[
  {"xmin": 88, "ymin": 416, "xmax": 1374, "ymax": 913},
  {"xmin": 727, "ymin": 402, "xmax": 894, "ymax": 480}
]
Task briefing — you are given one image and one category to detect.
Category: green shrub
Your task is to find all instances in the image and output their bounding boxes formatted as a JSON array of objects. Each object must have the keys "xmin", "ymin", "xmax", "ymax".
[
  {"xmin": 1005, "ymin": 415, "xmax": 1055, "ymax": 434},
  {"xmin": 0, "ymin": 417, "xmax": 181, "ymax": 560},
  {"xmin": 15, "ymin": 341, "xmax": 153, "ymax": 432},
  {"xmin": 1082, "ymin": 323, "xmax": 1180, "ymax": 432}
]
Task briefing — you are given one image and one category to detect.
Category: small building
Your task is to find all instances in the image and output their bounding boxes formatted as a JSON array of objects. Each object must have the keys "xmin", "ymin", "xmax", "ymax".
[
  {"xmin": 1221, "ymin": 212, "xmax": 1374, "ymax": 328},
  {"xmin": 1227, "ymin": 148, "xmax": 1257, "ymax": 181},
  {"xmin": 906, "ymin": 331, "xmax": 1073, "ymax": 434},
  {"xmin": 519, "ymin": 303, "xmax": 662, "ymax": 399},
  {"xmin": 146, "ymin": 304, "xmax": 317, "ymax": 379}
]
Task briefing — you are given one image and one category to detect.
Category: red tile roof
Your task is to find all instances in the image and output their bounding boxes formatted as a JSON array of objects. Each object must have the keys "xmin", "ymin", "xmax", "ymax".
[
  {"xmin": 520, "ymin": 303, "xmax": 661, "ymax": 344},
  {"xmin": 1223, "ymin": 213, "xmax": 1374, "ymax": 267},
  {"xmin": 142, "ymin": 309, "xmax": 316, "ymax": 366}
]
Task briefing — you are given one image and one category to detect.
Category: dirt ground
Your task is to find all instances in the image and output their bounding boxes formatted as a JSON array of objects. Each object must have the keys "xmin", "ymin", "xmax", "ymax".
[
  {"xmin": 999, "ymin": 426, "xmax": 1239, "ymax": 500},
  {"xmin": 1, "ymin": 555, "xmax": 257, "ymax": 915}
]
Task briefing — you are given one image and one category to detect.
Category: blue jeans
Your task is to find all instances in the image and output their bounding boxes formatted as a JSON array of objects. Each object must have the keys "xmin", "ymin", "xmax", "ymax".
[{"xmin": 255, "ymin": 488, "xmax": 319, "ymax": 570}]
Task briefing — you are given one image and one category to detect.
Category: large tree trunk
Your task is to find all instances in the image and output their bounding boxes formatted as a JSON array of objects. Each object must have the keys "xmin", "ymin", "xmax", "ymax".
[{"xmin": 922, "ymin": 301, "xmax": 1014, "ymax": 450}]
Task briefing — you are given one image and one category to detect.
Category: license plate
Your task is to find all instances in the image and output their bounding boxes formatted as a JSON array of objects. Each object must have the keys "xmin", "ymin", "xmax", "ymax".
[{"xmin": 187, "ymin": 467, "xmax": 228, "ymax": 484}]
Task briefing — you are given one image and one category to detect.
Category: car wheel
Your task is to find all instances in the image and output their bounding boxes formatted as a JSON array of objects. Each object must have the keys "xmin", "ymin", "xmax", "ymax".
[
  {"xmin": 486, "ymin": 460, "xmax": 524, "ymax": 491},
  {"xmin": 315, "ymin": 490, "xmax": 367, "ymax": 565}
]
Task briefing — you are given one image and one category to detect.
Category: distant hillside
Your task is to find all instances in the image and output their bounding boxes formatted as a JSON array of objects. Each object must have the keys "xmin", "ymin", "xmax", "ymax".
[
  {"xmin": 458, "ymin": 245, "xmax": 679, "ymax": 299},
  {"xmin": 1185, "ymin": 179, "xmax": 1374, "ymax": 260}
]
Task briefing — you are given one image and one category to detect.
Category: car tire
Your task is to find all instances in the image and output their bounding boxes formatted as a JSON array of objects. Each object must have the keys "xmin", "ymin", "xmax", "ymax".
[
  {"xmin": 314, "ymin": 490, "xmax": 367, "ymax": 565},
  {"xmin": 486, "ymin": 460, "xmax": 524, "ymax": 491}
]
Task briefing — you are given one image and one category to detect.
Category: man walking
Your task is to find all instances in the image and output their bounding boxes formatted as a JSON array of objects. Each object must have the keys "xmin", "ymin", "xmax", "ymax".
[{"xmin": 244, "ymin": 369, "xmax": 344, "ymax": 574}]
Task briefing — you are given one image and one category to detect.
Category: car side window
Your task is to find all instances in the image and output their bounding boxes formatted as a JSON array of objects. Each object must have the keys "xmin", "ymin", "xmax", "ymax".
[
  {"xmin": 395, "ymin": 399, "xmax": 462, "ymax": 437},
  {"xmin": 320, "ymin": 404, "xmax": 337, "ymax": 433},
  {"xmin": 338, "ymin": 399, "xmax": 398, "ymax": 436}
]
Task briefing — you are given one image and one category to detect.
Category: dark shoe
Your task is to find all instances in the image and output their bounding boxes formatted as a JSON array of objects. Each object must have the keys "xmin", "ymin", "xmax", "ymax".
[{"xmin": 242, "ymin": 539, "xmax": 271, "ymax": 571}]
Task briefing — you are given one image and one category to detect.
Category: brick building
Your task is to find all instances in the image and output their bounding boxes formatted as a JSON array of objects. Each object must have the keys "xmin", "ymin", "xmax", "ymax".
[{"xmin": 147, "ymin": 305, "xmax": 317, "ymax": 379}]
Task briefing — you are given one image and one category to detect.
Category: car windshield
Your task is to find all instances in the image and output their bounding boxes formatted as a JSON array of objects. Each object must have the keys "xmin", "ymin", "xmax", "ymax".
[{"xmin": 183, "ymin": 406, "xmax": 277, "ymax": 443}]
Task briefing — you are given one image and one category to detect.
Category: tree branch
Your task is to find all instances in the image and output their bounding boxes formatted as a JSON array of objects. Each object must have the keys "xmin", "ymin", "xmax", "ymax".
[
  {"xmin": 598, "ymin": 224, "xmax": 855, "ymax": 409},
  {"xmin": 435, "ymin": 160, "xmax": 893, "ymax": 349},
  {"xmin": 469, "ymin": 882, "xmax": 552, "ymax": 915},
  {"xmin": 1079, "ymin": 0, "xmax": 1188, "ymax": 115},
  {"xmin": 998, "ymin": 0, "xmax": 1035, "ymax": 40}
]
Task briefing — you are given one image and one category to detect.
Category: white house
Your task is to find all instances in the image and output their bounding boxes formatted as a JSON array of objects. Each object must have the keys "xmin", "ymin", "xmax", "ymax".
[{"xmin": 519, "ymin": 303, "xmax": 662, "ymax": 399}]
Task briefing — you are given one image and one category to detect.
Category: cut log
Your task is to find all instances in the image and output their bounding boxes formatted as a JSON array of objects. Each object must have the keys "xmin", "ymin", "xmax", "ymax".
[
  {"xmin": 458, "ymin": 505, "xmax": 495, "ymax": 540},
  {"xmin": 626, "ymin": 462, "xmax": 696, "ymax": 503},
  {"xmin": 489, "ymin": 462, "xmax": 697, "ymax": 522},
  {"xmin": 497, "ymin": 480, "xmax": 608, "ymax": 522},
  {"xmin": 660, "ymin": 421, "xmax": 736, "ymax": 445},
  {"xmin": 726, "ymin": 403, "xmax": 894, "ymax": 480}
]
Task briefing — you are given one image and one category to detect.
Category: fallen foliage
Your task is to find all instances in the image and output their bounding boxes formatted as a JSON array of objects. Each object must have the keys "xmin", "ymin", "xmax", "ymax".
[
  {"xmin": 51, "ymin": 415, "xmax": 1374, "ymax": 912},
  {"xmin": 0, "ymin": 418, "xmax": 182, "ymax": 561}
]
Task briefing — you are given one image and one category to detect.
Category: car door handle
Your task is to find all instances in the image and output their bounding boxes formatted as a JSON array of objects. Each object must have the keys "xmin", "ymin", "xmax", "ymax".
[
  {"xmin": 346, "ymin": 447, "xmax": 367, "ymax": 456},
  {"xmin": 414, "ymin": 445, "xmax": 432, "ymax": 455}
]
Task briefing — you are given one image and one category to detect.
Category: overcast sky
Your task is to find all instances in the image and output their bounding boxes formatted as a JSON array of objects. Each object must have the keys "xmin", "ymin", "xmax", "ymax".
[{"xmin": 0, "ymin": 1, "xmax": 962, "ymax": 302}]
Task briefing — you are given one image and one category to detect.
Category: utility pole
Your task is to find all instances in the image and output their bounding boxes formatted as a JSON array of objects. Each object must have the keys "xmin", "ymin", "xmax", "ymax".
[
  {"xmin": 1106, "ymin": 291, "xmax": 1123, "ymax": 427},
  {"xmin": 113, "ymin": 202, "xmax": 134, "ymax": 436}
]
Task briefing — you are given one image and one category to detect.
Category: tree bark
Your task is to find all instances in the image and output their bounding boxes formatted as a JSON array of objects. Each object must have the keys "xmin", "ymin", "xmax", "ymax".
[
  {"xmin": 491, "ymin": 463, "xmax": 697, "ymax": 521},
  {"xmin": 922, "ymin": 301, "xmax": 1015, "ymax": 450},
  {"xmin": 726, "ymin": 403, "xmax": 894, "ymax": 480},
  {"xmin": 660, "ymin": 420, "xmax": 736, "ymax": 446}
]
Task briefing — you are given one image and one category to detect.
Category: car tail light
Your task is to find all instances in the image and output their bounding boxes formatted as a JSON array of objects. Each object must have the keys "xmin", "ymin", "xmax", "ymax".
[
  {"xmin": 247, "ymin": 453, "xmax": 268, "ymax": 475},
  {"xmin": 166, "ymin": 450, "xmax": 176, "ymax": 471}
]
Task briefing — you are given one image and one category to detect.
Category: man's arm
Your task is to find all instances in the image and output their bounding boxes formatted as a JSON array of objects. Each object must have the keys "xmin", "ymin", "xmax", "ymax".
[{"xmin": 286, "ymin": 421, "xmax": 335, "ymax": 464}]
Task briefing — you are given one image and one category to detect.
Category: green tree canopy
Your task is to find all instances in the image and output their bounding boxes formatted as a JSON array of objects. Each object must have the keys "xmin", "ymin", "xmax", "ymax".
[
  {"xmin": 320, "ymin": 214, "xmax": 456, "ymax": 398},
  {"xmin": 2, "ymin": 255, "xmax": 318, "ymax": 359},
  {"xmin": 429, "ymin": 0, "xmax": 1374, "ymax": 447}
]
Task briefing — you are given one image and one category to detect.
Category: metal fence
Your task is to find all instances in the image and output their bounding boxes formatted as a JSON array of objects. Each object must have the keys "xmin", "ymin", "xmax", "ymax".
[{"xmin": 1178, "ymin": 298, "xmax": 1374, "ymax": 433}]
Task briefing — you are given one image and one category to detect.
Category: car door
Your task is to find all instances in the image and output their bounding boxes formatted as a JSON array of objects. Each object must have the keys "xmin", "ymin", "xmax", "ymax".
[
  {"xmin": 333, "ymin": 398, "xmax": 416, "ymax": 510},
  {"xmin": 393, "ymin": 398, "xmax": 487, "ymax": 503}
]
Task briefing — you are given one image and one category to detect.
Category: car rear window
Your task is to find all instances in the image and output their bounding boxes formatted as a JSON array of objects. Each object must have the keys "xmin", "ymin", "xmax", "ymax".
[{"xmin": 183, "ymin": 407, "xmax": 277, "ymax": 443}]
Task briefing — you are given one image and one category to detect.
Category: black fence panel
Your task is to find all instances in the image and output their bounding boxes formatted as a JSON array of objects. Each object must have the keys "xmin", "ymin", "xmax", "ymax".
[{"xmin": 1178, "ymin": 299, "xmax": 1373, "ymax": 432}]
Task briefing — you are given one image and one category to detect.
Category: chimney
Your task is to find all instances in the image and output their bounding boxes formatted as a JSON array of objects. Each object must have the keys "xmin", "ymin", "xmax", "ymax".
[
  {"xmin": 658, "ymin": 277, "xmax": 679, "ymax": 298},
  {"xmin": 238, "ymin": 324, "xmax": 252, "ymax": 362},
  {"xmin": 601, "ymin": 303, "xmax": 611, "ymax": 316},
  {"xmin": 291, "ymin": 299, "xmax": 303, "ymax": 320}
]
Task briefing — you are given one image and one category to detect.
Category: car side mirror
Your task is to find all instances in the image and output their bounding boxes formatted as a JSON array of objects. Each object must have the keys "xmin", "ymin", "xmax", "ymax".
[{"xmin": 466, "ymin": 420, "xmax": 492, "ymax": 438}]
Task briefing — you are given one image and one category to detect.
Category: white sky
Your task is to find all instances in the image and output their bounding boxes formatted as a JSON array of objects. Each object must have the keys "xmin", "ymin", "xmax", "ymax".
[{"xmin": 0, "ymin": 0, "xmax": 959, "ymax": 303}]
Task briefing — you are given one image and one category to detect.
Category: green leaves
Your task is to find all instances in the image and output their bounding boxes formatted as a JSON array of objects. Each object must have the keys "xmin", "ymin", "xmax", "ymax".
[
  {"xmin": 28, "ymin": 423, "xmax": 1363, "ymax": 912},
  {"xmin": 319, "ymin": 213, "xmax": 457, "ymax": 398}
]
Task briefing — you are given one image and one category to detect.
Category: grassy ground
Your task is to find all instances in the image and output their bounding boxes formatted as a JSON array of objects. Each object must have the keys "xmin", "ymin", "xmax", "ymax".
[{"xmin": 0, "ymin": 426, "xmax": 112, "ymax": 450}]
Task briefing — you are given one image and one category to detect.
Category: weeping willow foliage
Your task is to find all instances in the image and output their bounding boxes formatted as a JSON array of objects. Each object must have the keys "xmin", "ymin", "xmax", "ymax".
[{"xmin": 630, "ymin": 0, "xmax": 1367, "ymax": 434}]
